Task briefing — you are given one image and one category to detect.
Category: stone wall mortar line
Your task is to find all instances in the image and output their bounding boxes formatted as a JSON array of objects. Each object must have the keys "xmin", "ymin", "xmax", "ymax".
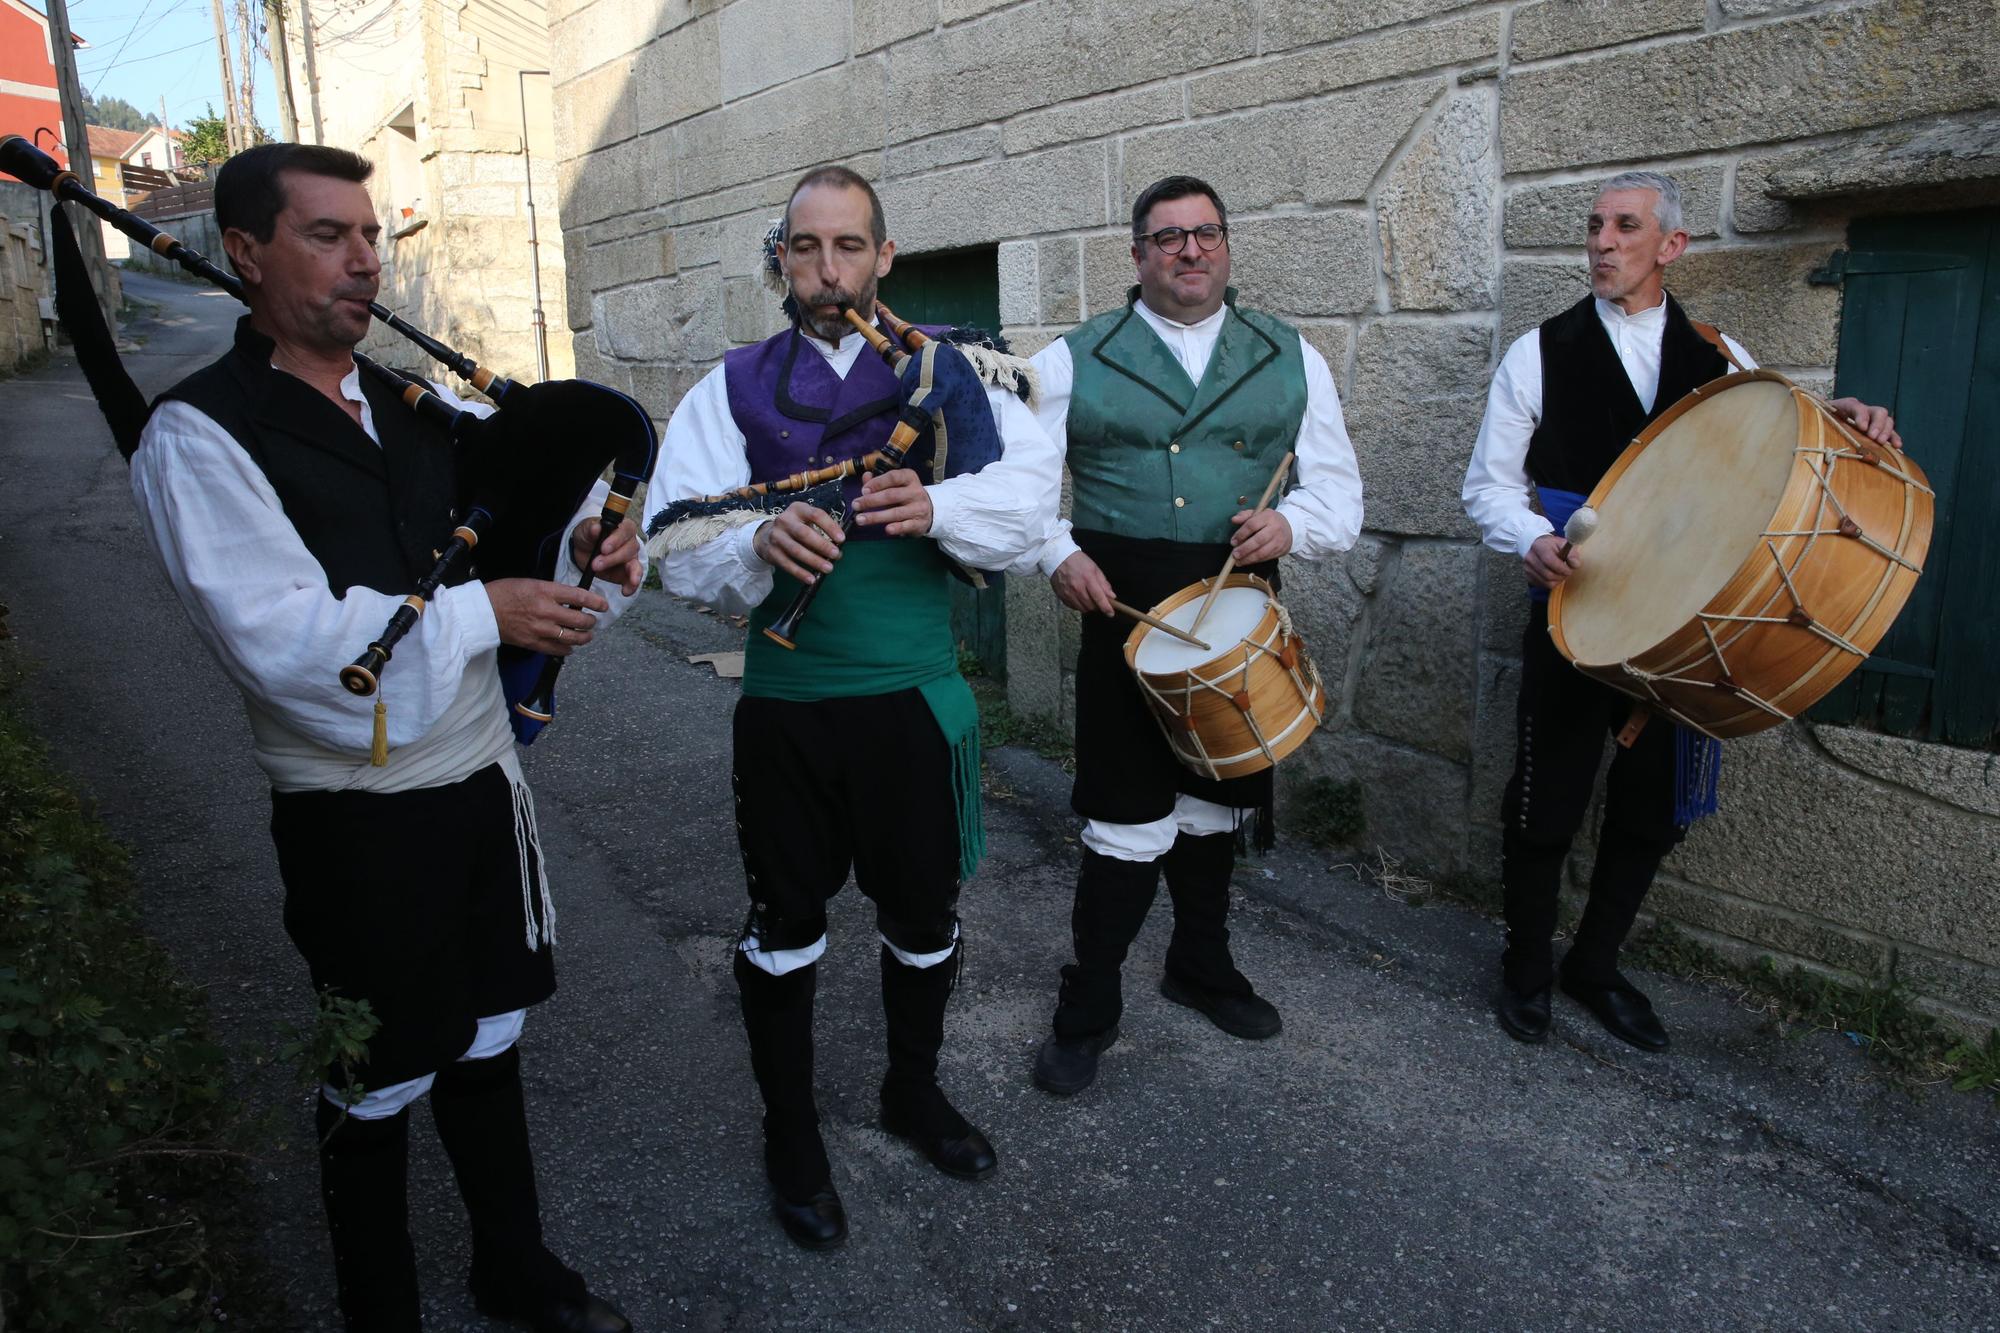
[
  {"xmin": 1794, "ymin": 721, "xmax": 2000, "ymax": 823},
  {"xmin": 1652, "ymin": 868, "xmax": 2000, "ymax": 977},
  {"xmin": 1505, "ymin": 0, "xmax": 1883, "ymax": 77}
]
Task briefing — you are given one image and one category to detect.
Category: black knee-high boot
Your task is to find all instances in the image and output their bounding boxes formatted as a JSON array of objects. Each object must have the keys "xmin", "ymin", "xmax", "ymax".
[
  {"xmin": 733, "ymin": 950, "xmax": 828, "ymax": 1203},
  {"xmin": 1500, "ymin": 824, "xmax": 1570, "ymax": 993},
  {"xmin": 428, "ymin": 1046, "xmax": 586, "ymax": 1316},
  {"xmin": 1162, "ymin": 831, "xmax": 1252, "ymax": 997},
  {"xmin": 315, "ymin": 1097, "xmax": 420, "ymax": 1333},
  {"xmin": 880, "ymin": 942, "xmax": 998, "ymax": 1179},
  {"xmin": 1052, "ymin": 849, "xmax": 1162, "ymax": 1039}
]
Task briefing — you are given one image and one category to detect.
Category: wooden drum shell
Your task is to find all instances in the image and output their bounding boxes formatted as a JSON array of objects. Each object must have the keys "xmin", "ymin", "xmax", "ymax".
[
  {"xmin": 1123, "ymin": 574, "xmax": 1325, "ymax": 780},
  {"xmin": 1549, "ymin": 371, "xmax": 1933, "ymax": 739}
]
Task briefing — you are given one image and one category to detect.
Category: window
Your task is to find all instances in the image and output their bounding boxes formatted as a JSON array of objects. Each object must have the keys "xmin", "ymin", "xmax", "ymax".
[
  {"xmin": 140, "ymin": 151, "xmax": 152, "ymax": 167},
  {"xmin": 1809, "ymin": 208, "xmax": 2000, "ymax": 747}
]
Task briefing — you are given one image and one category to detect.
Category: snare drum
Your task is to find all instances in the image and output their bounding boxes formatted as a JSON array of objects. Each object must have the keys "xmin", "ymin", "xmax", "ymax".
[{"xmin": 1124, "ymin": 574, "xmax": 1325, "ymax": 780}]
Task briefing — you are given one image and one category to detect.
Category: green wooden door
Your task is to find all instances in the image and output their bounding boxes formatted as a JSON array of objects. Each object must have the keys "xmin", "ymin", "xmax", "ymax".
[
  {"xmin": 1809, "ymin": 209, "xmax": 2000, "ymax": 746},
  {"xmin": 877, "ymin": 247, "xmax": 1009, "ymax": 679}
]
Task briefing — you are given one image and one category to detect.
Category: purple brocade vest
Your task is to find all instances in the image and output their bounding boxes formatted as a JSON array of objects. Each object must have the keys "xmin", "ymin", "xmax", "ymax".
[{"xmin": 723, "ymin": 322, "xmax": 945, "ymax": 543}]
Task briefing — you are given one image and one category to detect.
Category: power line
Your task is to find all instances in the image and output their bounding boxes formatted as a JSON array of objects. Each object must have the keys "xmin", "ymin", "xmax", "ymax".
[{"xmin": 81, "ymin": 34, "xmax": 215, "ymax": 78}]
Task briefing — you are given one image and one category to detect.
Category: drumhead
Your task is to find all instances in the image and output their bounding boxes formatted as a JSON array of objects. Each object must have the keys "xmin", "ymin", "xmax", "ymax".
[
  {"xmin": 1134, "ymin": 585, "xmax": 1269, "ymax": 673},
  {"xmin": 1559, "ymin": 376, "xmax": 1801, "ymax": 667}
]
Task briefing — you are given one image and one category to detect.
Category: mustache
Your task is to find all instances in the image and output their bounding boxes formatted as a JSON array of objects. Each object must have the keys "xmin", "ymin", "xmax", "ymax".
[{"xmin": 797, "ymin": 285, "xmax": 860, "ymax": 310}]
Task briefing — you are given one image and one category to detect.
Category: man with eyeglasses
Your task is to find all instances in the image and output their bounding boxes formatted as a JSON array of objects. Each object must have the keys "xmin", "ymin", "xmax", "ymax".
[{"xmin": 1023, "ymin": 174, "xmax": 1364, "ymax": 1096}]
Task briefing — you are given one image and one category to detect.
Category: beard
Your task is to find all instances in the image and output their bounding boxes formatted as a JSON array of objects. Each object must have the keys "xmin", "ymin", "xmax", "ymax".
[{"xmin": 794, "ymin": 278, "xmax": 873, "ymax": 341}]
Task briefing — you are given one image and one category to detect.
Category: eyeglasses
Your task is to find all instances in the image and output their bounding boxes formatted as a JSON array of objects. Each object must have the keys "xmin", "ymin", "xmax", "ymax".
[{"xmin": 1138, "ymin": 223, "xmax": 1228, "ymax": 255}]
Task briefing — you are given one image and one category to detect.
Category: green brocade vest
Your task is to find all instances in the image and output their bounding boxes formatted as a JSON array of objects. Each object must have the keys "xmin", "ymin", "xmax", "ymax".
[{"xmin": 1064, "ymin": 289, "xmax": 1307, "ymax": 543}]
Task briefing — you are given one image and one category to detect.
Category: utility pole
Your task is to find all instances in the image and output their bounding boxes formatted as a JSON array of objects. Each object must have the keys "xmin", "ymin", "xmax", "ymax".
[
  {"xmin": 296, "ymin": 0, "xmax": 324, "ymax": 145},
  {"xmin": 265, "ymin": 0, "xmax": 298, "ymax": 142},
  {"xmin": 42, "ymin": 0, "xmax": 120, "ymax": 328},
  {"xmin": 210, "ymin": 0, "xmax": 242, "ymax": 153}
]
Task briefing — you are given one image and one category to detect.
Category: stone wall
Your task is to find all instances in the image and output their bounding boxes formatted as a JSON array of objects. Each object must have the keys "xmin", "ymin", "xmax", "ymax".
[
  {"xmin": 0, "ymin": 181, "xmax": 49, "ymax": 370},
  {"xmin": 118, "ymin": 207, "xmax": 222, "ymax": 284},
  {"xmin": 549, "ymin": 0, "xmax": 2000, "ymax": 1028},
  {"xmin": 297, "ymin": 0, "xmax": 571, "ymax": 385}
]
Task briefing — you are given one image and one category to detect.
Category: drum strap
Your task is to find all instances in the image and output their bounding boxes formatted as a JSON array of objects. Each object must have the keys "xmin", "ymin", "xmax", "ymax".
[{"xmin": 1690, "ymin": 320, "xmax": 1746, "ymax": 373}]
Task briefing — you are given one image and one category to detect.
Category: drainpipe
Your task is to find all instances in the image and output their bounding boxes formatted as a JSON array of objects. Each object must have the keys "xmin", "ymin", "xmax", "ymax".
[{"xmin": 518, "ymin": 68, "xmax": 550, "ymax": 382}]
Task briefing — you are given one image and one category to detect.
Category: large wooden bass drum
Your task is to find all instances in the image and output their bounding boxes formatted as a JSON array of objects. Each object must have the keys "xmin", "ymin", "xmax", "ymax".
[{"xmin": 1549, "ymin": 371, "xmax": 1933, "ymax": 739}]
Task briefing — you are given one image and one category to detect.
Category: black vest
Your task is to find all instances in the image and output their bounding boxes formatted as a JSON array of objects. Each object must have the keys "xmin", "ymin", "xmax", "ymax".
[
  {"xmin": 157, "ymin": 317, "xmax": 466, "ymax": 598},
  {"xmin": 1527, "ymin": 294, "xmax": 1731, "ymax": 495}
]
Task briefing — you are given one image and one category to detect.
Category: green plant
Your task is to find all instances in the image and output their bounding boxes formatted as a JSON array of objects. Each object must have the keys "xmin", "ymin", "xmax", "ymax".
[
  {"xmin": 0, "ymin": 657, "xmax": 259, "ymax": 1328},
  {"xmin": 1944, "ymin": 1029, "xmax": 2000, "ymax": 1103},
  {"xmin": 277, "ymin": 990, "xmax": 380, "ymax": 1113},
  {"xmin": 1291, "ymin": 776, "xmax": 1364, "ymax": 849}
]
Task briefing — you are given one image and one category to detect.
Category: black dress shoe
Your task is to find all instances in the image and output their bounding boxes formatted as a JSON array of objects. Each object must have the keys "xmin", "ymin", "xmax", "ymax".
[
  {"xmin": 474, "ymin": 1287, "xmax": 631, "ymax": 1333},
  {"xmin": 772, "ymin": 1187, "xmax": 848, "ymax": 1250},
  {"xmin": 1160, "ymin": 973, "xmax": 1282, "ymax": 1040},
  {"xmin": 883, "ymin": 1115, "xmax": 998, "ymax": 1181},
  {"xmin": 1494, "ymin": 981, "xmax": 1552, "ymax": 1044},
  {"xmin": 1033, "ymin": 1026, "xmax": 1118, "ymax": 1096},
  {"xmin": 1561, "ymin": 973, "xmax": 1670, "ymax": 1052}
]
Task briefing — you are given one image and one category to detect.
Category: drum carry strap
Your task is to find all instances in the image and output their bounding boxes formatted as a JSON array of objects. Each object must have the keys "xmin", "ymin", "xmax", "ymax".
[{"xmin": 1690, "ymin": 320, "xmax": 1746, "ymax": 373}]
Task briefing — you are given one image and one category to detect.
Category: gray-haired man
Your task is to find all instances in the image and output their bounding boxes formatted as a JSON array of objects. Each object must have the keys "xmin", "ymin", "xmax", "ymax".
[{"xmin": 1461, "ymin": 171, "xmax": 1898, "ymax": 1051}]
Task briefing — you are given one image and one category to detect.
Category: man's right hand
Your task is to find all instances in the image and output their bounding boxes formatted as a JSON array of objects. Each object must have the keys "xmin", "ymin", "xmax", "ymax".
[
  {"xmin": 1051, "ymin": 551, "xmax": 1116, "ymax": 615},
  {"xmin": 486, "ymin": 578, "xmax": 611, "ymax": 655},
  {"xmin": 752, "ymin": 501, "xmax": 844, "ymax": 584},
  {"xmin": 1524, "ymin": 534, "xmax": 1580, "ymax": 590}
]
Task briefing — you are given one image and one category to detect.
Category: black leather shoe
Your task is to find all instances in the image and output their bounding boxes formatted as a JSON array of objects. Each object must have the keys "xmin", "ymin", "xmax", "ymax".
[
  {"xmin": 1033, "ymin": 1026, "xmax": 1118, "ymax": 1096},
  {"xmin": 1160, "ymin": 973, "xmax": 1281, "ymax": 1040},
  {"xmin": 1494, "ymin": 981, "xmax": 1552, "ymax": 1043},
  {"xmin": 474, "ymin": 1288, "xmax": 631, "ymax": 1333},
  {"xmin": 1561, "ymin": 974, "xmax": 1670, "ymax": 1052},
  {"xmin": 883, "ymin": 1115, "xmax": 998, "ymax": 1181},
  {"xmin": 772, "ymin": 1187, "xmax": 848, "ymax": 1250}
]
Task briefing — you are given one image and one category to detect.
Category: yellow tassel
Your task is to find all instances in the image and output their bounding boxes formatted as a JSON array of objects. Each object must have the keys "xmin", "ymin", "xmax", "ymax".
[{"xmin": 370, "ymin": 699, "xmax": 389, "ymax": 767}]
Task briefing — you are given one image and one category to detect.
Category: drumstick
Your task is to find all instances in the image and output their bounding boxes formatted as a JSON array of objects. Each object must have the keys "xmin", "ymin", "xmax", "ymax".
[
  {"xmin": 1191, "ymin": 451, "xmax": 1295, "ymax": 636},
  {"xmin": 1557, "ymin": 505, "xmax": 1598, "ymax": 564},
  {"xmin": 1110, "ymin": 600, "xmax": 1210, "ymax": 651}
]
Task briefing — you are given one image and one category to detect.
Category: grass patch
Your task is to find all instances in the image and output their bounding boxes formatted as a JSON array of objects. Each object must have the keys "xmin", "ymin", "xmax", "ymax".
[
  {"xmin": 1625, "ymin": 922, "xmax": 1999, "ymax": 1100},
  {"xmin": 1291, "ymin": 776, "xmax": 1364, "ymax": 849},
  {"xmin": 0, "ymin": 638, "xmax": 277, "ymax": 1328},
  {"xmin": 961, "ymin": 650, "xmax": 1073, "ymax": 769}
]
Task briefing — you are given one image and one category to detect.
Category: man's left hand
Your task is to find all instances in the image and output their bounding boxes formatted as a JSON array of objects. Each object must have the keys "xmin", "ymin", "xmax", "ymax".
[
  {"xmin": 1828, "ymin": 397, "xmax": 1903, "ymax": 451},
  {"xmin": 853, "ymin": 468, "xmax": 933, "ymax": 537},
  {"xmin": 569, "ymin": 515, "xmax": 644, "ymax": 595},
  {"xmin": 1229, "ymin": 508, "xmax": 1293, "ymax": 564}
]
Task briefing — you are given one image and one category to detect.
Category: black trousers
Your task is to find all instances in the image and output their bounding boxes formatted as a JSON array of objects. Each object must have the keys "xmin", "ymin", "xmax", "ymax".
[
  {"xmin": 731, "ymin": 688, "xmax": 962, "ymax": 957},
  {"xmin": 271, "ymin": 762, "xmax": 556, "ymax": 1087},
  {"xmin": 1500, "ymin": 602, "xmax": 1687, "ymax": 991}
]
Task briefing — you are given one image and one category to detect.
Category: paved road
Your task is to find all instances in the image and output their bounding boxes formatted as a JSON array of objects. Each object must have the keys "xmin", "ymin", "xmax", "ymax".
[{"xmin": 1, "ymin": 270, "xmax": 1995, "ymax": 1332}]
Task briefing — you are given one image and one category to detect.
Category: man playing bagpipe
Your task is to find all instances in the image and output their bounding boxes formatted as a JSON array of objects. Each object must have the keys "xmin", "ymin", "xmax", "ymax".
[
  {"xmin": 128, "ymin": 144, "xmax": 638, "ymax": 1331},
  {"xmin": 1024, "ymin": 175, "xmax": 1365, "ymax": 1096},
  {"xmin": 1462, "ymin": 170, "xmax": 1899, "ymax": 1052},
  {"xmin": 644, "ymin": 165, "xmax": 1059, "ymax": 1250}
]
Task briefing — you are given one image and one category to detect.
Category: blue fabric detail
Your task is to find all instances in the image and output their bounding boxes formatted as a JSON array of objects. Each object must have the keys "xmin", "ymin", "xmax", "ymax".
[
  {"xmin": 498, "ymin": 647, "xmax": 548, "ymax": 746},
  {"xmin": 1530, "ymin": 486, "xmax": 1589, "ymax": 605},
  {"xmin": 900, "ymin": 341, "xmax": 1003, "ymax": 482},
  {"xmin": 1675, "ymin": 724, "xmax": 1723, "ymax": 826}
]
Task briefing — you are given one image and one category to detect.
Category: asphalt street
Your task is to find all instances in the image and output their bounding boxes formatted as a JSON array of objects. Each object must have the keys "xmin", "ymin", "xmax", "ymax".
[{"xmin": 0, "ymin": 270, "xmax": 1994, "ymax": 1332}]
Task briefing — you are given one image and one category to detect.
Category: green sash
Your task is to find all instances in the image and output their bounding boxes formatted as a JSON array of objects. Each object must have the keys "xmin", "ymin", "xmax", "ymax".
[{"xmin": 743, "ymin": 540, "xmax": 984, "ymax": 880}]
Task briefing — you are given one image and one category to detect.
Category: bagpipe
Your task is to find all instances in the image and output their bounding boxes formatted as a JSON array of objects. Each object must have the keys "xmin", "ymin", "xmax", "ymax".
[
  {"xmin": 644, "ymin": 297, "xmax": 1033, "ymax": 648},
  {"xmin": 0, "ymin": 133, "xmax": 659, "ymax": 752}
]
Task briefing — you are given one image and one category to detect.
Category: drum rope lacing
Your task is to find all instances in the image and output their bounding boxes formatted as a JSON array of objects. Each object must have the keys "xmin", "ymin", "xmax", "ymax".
[
  {"xmin": 1135, "ymin": 587, "xmax": 1325, "ymax": 780},
  {"xmin": 1606, "ymin": 406, "xmax": 1929, "ymax": 737}
]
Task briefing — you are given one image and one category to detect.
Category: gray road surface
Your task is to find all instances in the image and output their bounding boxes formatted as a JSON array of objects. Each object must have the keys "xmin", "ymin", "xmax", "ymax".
[{"xmin": 0, "ymin": 270, "xmax": 1993, "ymax": 1332}]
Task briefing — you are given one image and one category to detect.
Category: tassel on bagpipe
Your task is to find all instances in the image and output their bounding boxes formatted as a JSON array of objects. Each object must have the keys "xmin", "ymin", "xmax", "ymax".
[{"xmin": 0, "ymin": 133, "xmax": 660, "ymax": 748}]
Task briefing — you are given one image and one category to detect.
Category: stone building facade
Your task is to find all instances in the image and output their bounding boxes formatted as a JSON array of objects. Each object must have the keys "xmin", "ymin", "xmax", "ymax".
[
  {"xmin": 0, "ymin": 180, "xmax": 50, "ymax": 371},
  {"xmin": 289, "ymin": 0, "xmax": 570, "ymax": 382},
  {"xmin": 547, "ymin": 0, "xmax": 2000, "ymax": 1029}
]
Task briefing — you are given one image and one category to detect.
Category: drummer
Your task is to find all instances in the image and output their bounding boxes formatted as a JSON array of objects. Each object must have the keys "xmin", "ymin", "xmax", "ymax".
[
  {"xmin": 1024, "ymin": 174, "xmax": 1364, "ymax": 1096},
  {"xmin": 1462, "ymin": 169, "xmax": 1899, "ymax": 1052}
]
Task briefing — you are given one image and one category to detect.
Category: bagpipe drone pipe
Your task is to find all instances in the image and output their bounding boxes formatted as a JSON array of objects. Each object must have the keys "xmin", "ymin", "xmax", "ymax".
[{"xmin": 0, "ymin": 133, "xmax": 658, "ymax": 749}]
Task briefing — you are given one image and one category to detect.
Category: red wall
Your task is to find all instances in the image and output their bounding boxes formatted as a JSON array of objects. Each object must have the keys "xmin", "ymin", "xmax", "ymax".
[{"xmin": 0, "ymin": 6, "xmax": 69, "ymax": 173}]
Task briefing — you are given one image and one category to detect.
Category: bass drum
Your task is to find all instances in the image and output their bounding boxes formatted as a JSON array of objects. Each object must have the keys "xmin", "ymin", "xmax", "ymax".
[{"xmin": 1550, "ymin": 370, "xmax": 1933, "ymax": 738}]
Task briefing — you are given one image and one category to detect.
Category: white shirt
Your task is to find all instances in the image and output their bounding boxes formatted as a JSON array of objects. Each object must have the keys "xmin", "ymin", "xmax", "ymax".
[
  {"xmin": 132, "ymin": 364, "xmax": 636, "ymax": 793},
  {"xmin": 647, "ymin": 328, "xmax": 1063, "ymax": 615},
  {"xmin": 1026, "ymin": 298, "xmax": 1365, "ymax": 575},
  {"xmin": 1462, "ymin": 296, "xmax": 1755, "ymax": 558}
]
